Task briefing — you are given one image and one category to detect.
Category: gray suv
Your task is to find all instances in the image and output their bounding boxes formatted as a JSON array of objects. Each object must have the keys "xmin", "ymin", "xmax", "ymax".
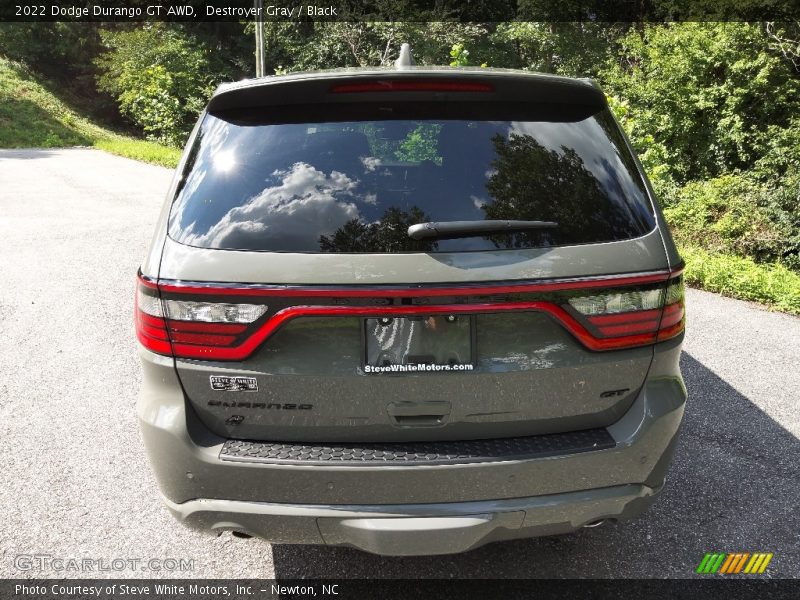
[{"xmin": 136, "ymin": 57, "xmax": 686, "ymax": 556}]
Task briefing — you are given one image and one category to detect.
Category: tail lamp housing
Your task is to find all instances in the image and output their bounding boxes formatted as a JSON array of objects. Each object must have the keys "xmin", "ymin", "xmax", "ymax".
[
  {"xmin": 135, "ymin": 268, "xmax": 684, "ymax": 362},
  {"xmin": 135, "ymin": 277, "xmax": 269, "ymax": 359},
  {"xmin": 564, "ymin": 276, "xmax": 685, "ymax": 350}
]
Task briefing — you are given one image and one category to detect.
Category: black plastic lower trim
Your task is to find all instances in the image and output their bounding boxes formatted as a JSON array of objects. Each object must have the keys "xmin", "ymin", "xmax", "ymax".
[{"xmin": 219, "ymin": 428, "xmax": 615, "ymax": 466}]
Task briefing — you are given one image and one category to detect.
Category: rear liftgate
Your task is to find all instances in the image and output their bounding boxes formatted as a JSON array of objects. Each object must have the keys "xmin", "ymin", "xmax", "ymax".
[{"xmin": 135, "ymin": 267, "xmax": 685, "ymax": 444}]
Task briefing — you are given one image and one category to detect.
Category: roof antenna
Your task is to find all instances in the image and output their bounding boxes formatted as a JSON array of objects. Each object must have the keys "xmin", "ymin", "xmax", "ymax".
[{"xmin": 395, "ymin": 43, "xmax": 415, "ymax": 69}]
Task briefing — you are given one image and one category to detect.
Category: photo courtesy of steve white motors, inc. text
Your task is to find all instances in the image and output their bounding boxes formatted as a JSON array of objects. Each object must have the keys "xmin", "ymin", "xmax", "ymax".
[
  {"xmin": 14, "ymin": 583, "xmax": 341, "ymax": 597},
  {"xmin": 22, "ymin": 3, "xmax": 340, "ymax": 18}
]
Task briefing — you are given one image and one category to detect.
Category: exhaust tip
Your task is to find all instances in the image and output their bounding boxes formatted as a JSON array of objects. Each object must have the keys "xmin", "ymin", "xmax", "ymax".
[
  {"xmin": 583, "ymin": 519, "xmax": 606, "ymax": 528},
  {"xmin": 231, "ymin": 531, "xmax": 253, "ymax": 539}
]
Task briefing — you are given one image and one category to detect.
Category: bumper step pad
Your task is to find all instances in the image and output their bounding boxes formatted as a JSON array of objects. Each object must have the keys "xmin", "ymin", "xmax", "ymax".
[{"xmin": 220, "ymin": 428, "xmax": 615, "ymax": 466}]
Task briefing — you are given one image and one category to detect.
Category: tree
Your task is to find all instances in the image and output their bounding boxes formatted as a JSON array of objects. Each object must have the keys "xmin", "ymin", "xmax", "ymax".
[
  {"xmin": 600, "ymin": 23, "xmax": 800, "ymax": 186},
  {"xmin": 492, "ymin": 22, "xmax": 626, "ymax": 75},
  {"xmin": 95, "ymin": 25, "xmax": 216, "ymax": 145}
]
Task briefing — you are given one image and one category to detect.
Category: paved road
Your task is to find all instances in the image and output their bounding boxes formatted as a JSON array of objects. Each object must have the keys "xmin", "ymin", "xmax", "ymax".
[{"xmin": 1, "ymin": 148, "xmax": 798, "ymax": 579}]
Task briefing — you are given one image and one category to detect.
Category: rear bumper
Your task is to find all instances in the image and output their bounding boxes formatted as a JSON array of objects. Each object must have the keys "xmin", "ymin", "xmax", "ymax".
[
  {"xmin": 137, "ymin": 336, "xmax": 685, "ymax": 554},
  {"xmin": 163, "ymin": 483, "xmax": 659, "ymax": 556}
]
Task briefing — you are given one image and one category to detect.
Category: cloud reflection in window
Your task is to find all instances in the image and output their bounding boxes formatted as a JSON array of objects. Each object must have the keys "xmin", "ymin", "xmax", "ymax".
[{"xmin": 180, "ymin": 162, "xmax": 362, "ymax": 252}]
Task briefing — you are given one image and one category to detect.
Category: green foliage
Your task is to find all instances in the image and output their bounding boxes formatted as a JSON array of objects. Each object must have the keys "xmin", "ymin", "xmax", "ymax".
[
  {"xmin": 449, "ymin": 44, "xmax": 470, "ymax": 66},
  {"xmin": 95, "ymin": 25, "xmax": 214, "ymax": 146},
  {"xmin": 405, "ymin": 22, "xmax": 500, "ymax": 66},
  {"xmin": 395, "ymin": 124, "xmax": 442, "ymax": 163},
  {"xmin": 0, "ymin": 56, "xmax": 179, "ymax": 167},
  {"xmin": 664, "ymin": 175, "xmax": 789, "ymax": 263},
  {"xmin": 0, "ymin": 23, "xmax": 103, "ymax": 86},
  {"xmin": 492, "ymin": 22, "xmax": 624, "ymax": 75},
  {"xmin": 606, "ymin": 93, "xmax": 675, "ymax": 200},
  {"xmin": 0, "ymin": 57, "xmax": 99, "ymax": 147},
  {"xmin": 447, "ymin": 43, "xmax": 489, "ymax": 68},
  {"xmin": 752, "ymin": 118, "xmax": 800, "ymax": 182},
  {"xmin": 600, "ymin": 23, "xmax": 800, "ymax": 185},
  {"xmin": 682, "ymin": 246, "xmax": 800, "ymax": 314},
  {"xmin": 260, "ymin": 22, "xmax": 499, "ymax": 72},
  {"xmin": 93, "ymin": 137, "xmax": 181, "ymax": 168},
  {"xmin": 0, "ymin": 23, "xmax": 120, "ymax": 123}
]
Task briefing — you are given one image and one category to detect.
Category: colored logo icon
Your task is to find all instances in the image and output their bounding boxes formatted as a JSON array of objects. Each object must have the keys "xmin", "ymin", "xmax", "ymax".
[{"xmin": 696, "ymin": 553, "xmax": 773, "ymax": 574}]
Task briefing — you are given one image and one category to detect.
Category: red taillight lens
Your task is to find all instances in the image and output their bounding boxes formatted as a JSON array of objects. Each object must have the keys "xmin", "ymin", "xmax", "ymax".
[
  {"xmin": 135, "ymin": 278, "xmax": 172, "ymax": 355},
  {"xmin": 657, "ymin": 277, "xmax": 686, "ymax": 341},
  {"xmin": 330, "ymin": 80, "xmax": 493, "ymax": 94},
  {"xmin": 564, "ymin": 273, "xmax": 685, "ymax": 349},
  {"xmin": 135, "ymin": 274, "xmax": 268, "ymax": 359},
  {"xmin": 588, "ymin": 309, "xmax": 663, "ymax": 336},
  {"xmin": 135, "ymin": 268, "xmax": 685, "ymax": 361}
]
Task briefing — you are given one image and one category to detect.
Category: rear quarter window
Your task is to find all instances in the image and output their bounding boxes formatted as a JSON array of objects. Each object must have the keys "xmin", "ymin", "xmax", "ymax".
[{"xmin": 168, "ymin": 105, "xmax": 655, "ymax": 253}]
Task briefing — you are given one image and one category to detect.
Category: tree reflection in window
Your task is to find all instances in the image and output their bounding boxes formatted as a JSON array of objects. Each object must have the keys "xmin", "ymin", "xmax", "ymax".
[
  {"xmin": 319, "ymin": 206, "xmax": 438, "ymax": 253},
  {"xmin": 483, "ymin": 133, "xmax": 644, "ymax": 249}
]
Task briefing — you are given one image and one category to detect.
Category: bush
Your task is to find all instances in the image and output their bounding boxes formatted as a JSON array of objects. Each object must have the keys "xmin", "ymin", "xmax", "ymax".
[
  {"xmin": 600, "ymin": 23, "xmax": 800, "ymax": 185},
  {"xmin": 95, "ymin": 25, "xmax": 213, "ymax": 146},
  {"xmin": 682, "ymin": 246, "xmax": 800, "ymax": 314},
  {"xmin": 664, "ymin": 175, "xmax": 788, "ymax": 262}
]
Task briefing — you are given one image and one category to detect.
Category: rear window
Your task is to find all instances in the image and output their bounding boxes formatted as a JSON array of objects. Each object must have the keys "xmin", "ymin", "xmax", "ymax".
[{"xmin": 168, "ymin": 105, "xmax": 655, "ymax": 253}]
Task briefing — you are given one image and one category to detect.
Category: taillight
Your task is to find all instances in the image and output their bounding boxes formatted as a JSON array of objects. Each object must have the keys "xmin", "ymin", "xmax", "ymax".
[
  {"xmin": 135, "ymin": 277, "xmax": 172, "ymax": 355},
  {"xmin": 135, "ymin": 274, "xmax": 268, "ymax": 359},
  {"xmin": 657, "ymin": 277, "xmax": 686, "ymax": 342},
  {"xmin": 135, "ymin": 268, "xmax": 685, "ymax": 361},
  {"xmin": 565, "ymin": 274, "xmax": 685, "ymax": 349}
]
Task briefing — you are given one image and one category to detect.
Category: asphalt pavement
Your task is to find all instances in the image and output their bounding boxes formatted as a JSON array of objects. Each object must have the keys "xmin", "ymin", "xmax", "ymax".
[{"xmin": 0, "ymin": 148, "xmax": 797, "ymax": 579}]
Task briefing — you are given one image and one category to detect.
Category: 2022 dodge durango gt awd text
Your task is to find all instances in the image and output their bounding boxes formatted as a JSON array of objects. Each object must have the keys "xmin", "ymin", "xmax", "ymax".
[{"xmin": 135, "ymin": 57, "xmax": 687, "ymax": 556}]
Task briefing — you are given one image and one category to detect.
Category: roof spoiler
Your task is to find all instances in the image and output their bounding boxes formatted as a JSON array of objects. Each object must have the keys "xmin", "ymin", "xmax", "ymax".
[{"xmin": 207, "ymin": 71, "xmax": 607, "ymax": 114}]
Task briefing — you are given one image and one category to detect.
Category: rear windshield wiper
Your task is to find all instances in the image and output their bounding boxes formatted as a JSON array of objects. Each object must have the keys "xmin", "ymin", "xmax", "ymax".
[{"xmin": 407, "ymin": 220, "xmax": 558, "ymax": 241}]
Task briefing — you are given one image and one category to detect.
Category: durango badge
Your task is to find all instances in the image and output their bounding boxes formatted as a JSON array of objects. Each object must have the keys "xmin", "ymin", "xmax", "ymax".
[{"xmin": 209, "ymin": 376, "xmax": 258, "ymax": 392}]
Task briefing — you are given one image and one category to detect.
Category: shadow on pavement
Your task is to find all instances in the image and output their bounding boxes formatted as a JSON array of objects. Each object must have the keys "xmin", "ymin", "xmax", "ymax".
[{"xmin": 269, "ymin": 352, "xmax": 800, "ymax": 578}]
